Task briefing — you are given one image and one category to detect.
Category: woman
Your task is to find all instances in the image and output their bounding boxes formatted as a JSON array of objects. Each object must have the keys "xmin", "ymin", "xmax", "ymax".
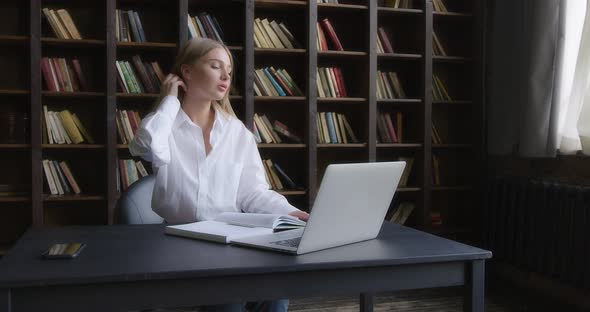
[{"xmin": 129, "ymin": 38, "xmax": 309, "ymax": 312}]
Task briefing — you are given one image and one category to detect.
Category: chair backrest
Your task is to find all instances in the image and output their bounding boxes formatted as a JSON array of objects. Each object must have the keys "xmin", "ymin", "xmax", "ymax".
[{"xmin": 115, "ymin": 175, "xmax": 165, "ymax": 224}]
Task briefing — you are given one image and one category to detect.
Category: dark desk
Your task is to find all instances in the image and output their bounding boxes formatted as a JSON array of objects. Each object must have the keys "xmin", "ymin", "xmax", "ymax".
[{"xmin": 0, "ymin": 222, "xmax": 491, "ymax": 312}]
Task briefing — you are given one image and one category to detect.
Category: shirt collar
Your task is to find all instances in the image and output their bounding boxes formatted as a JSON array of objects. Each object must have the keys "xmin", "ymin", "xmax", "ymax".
[{"xmin": 174, "ymin": 104, "xmax": 229, "ymax": 130}]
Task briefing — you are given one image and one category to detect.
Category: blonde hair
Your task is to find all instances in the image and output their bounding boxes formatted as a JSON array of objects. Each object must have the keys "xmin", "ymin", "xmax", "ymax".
[{"xmin": 153, "ymin": 38, "xmax": 236, "ymax": 118}]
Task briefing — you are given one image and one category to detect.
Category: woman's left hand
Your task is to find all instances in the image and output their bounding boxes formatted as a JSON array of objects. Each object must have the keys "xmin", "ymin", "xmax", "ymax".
[{"xmin": 289, "ymin": 210, "xmax": 310, "ymax": 221}]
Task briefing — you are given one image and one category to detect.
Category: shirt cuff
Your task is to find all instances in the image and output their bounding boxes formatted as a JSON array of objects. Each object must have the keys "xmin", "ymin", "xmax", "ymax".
[
  {"xmin": 273, "ymin": 201, "xmax": 301, "ymax": 216},
  {"xmin": 157, "ymin": 95, "xmax": 180, "ymax": 121}
]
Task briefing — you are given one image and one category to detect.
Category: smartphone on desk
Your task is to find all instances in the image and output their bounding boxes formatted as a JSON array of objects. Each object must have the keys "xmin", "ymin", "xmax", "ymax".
[{"xmin": 42, "ymin": 242, "xmax": 86, "ymax": 259}]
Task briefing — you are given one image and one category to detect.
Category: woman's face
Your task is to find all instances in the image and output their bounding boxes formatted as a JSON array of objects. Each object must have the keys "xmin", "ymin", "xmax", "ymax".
[{"xmin": 182, "ymin": 47, "xmax": 232, "ymax": 101}]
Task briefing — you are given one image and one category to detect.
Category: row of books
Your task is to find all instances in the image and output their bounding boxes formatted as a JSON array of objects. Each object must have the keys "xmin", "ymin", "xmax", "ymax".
[
  {"xmin": 252, "ymin": 114, "xmax": 302, "ymax": 144},
  {"xmin": 389, "ymin": 202, "xmax": 415, "ymax": 224},
  {"xmin": 432, "ymin": 154, "xmax": 441, "ymax": 185},
  {"xmin": 41, "ymin": 57, "xmax": 88, "ymax": 92},
  {"xmin": 432, "ymin": 74, "xmax": 452, "ymax": 101},
  {"xmin": 254, "ymin": 18, "xmax": 301, "ymax": 49},
  {"xmin": 42, "ymin": 8, "xmax": 82, "ymax": 40},
  {"xmin": 188, "ymin": 13, "xmax": 224, "ymax": 43},
  {"xmin": 316, "ymin": 112, "xmax": 358, "ymax": 144},
  {"xmin": 115, "ymin": 9, "xmax": 147, "ymax": 42},
  {"xmin": 432, "ymin": 122, "xmax": 443, "ymax": 144},
  {"xmin": 116, "ymin": 56, "xmax": 165, "ymax": 94},
  {"xmin": 432, "ymin": 32, "xmax": 448, "ymax": 56},
  {"xmin": 377, "ymin": 27, "xmax": 395, "ymax": 54},
  {"xmin": 381, "ymin": 0, "xmax": 414, "ymax": 9},
  {"xmin": 254, "ymin": 67, "xmax": 303, "ymax": 97},
  {"xmin": 377, "ymin": 112, "xmax": 403, "ymax": 144},
  {"xmin": 316, "ymin": 18, "xmax": 343, "ymax": 51},
  {"xmin": 376, "ymin": 71, "xmax": 406, "ymax": 99},
  {"xmin": 117, "ymin": 159, "xmax": 149, "ymax": 192},
  {"xmin": 432, "ymin": 0, "xmax": 450, "ymax": 12},
  {"xmin": 42, "ymin": 106, "xmax": 94, "ymax": 145},
  {"xmin": 116, "ymin": 110, "xmax": 142, "ymax": 145},
  {"xmin": 262, "ymin": 159, "xmax": 300, "ymax": 191},
  {"xmin": 42, "ymin": 159, "xmax": 81, "ymax": 195},
  {"xmin": 317, "ymin": 67, "xmax": 347, "ymax": 98},
  {"xmin": 398, "ymin": 156, "xmax": 414, "ymax": 187}
]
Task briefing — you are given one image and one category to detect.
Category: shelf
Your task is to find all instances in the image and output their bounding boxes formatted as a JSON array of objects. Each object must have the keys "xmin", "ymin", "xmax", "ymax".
[
  {"xmin": 377, "ymin": 143, "xmax": 422, "ymax": 149},
  {"xmin": 276, "ymin": 189, "xmax": 307, "ymax": 196},
  {"xmin": 117, "ymin": 144, "xmax": 129, "ymax": 149},
  {"xmin": 227, "ymin": 46, "xmax": 244, "ymax": 52},
  {"xmin": 317, "ymin": 3, "xmax": 368, "ymax": 11},
  {"xmin": 43, "ymin": 194, "xmax": 106, "ymax": 202},
  {"xmin": 317, "ymin": 143, "xmax": 367, "ymax": 148},
  {"xmin": 42, "ymin": 91, "xmax": 104, "ymax": 98},
  {"xmin": 0, "ymin": 144, "xmax": 31, "ymax": 150},
  {"xmin": 433, "ymin": 55, "xmax": 473, "ymax": 63},
  {"xmin": 256, "ymin": 0, "xmax": 307, "ymax": 8},
  {"xmin": 0, "ymin": 89, "xmax": 29, "ymax": 95},
  {"xmin": 0, "ymin": 35, "xmax": 28, "ymax": 45},
  {"xmin": 377, "ymin": 98, "xmax": 422, "ymax": 104},
  {"xmin": 257, "ymin": 144, "xmax": 306, "ymax": 149},
  {"xmin": 377, "ymin": 7, "xmax": 424, "ymax": 15},
  {"xmin": 317, "ymin": 97, "xmax": 367, "ymax": 103},
  {"xmin": 254, "ymin": 96, "xmax": 306, "ymax": 102},
  {"xmin": 42, "ymin": 144, "xmax": 106, "ymax": 149},
  {"xmin": 254, "ymin": 48, "xmax": 306, "ymax": 55},
  {"xmin": 433, "ymin": 11, "xmax": 473, "ymax": 18},
  {"xmin": 377, "ymin": 53, "xmax": 422, "ymax": 60},
  {"xmin": 0, "ymin": 196, "xmax": 31, "ymax": 203},
  {"xmin": 117, "ymin": 92, "xmax": 159, "ymax": 99},
  {"xmin": 432, "ymin": 144, "xmax": 472, "ymax": 149},
  {"xmin": 433, "ymin": 100, "xmax": 472, "ymax": 105},
  {"xmin": 41, "ymin": 37, "xmax": 105, "ymax": 47},
  {"xmin": 117, "ymin": 41, "xmax": 177, "ymax": 49},
  {"xmin": 431, "ymin": 185, "xmax": 473, "ymax": 191},
  {"xmin": 396, "ymin": 187, "xmax": 422, "ymax": 192},
  {"xmin": 318, "ymin": 50, "xmax": 367, "ymax": 57}
]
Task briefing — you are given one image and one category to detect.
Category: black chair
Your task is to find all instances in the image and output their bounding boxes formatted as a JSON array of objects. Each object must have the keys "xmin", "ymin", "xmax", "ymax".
[{"xmin": 115, "ymin": 175, "xmax": 165, "ymax": 225}]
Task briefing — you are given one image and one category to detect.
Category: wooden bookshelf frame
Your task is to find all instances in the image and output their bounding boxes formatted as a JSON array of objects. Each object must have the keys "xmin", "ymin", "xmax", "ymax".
[{"xmin": 0, "ymin": 0, "xmax": 484, "ymax": 253}]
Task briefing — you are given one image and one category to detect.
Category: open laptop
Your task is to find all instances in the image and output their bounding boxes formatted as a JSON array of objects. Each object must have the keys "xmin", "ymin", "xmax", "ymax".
[{"xmin": 231, "ymin": 161, "xmax": 406, "ymax": 255}]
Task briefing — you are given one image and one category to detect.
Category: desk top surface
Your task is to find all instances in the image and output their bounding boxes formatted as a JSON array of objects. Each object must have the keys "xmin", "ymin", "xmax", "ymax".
[{"xmin": 0, "ymin": 222, "xmax": 491, "ymax": 288}]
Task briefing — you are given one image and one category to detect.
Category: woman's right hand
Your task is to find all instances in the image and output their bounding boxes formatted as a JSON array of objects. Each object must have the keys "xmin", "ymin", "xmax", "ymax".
[{"xmin": 161, "ymin": 74, "xmax": 187, "ymax": 98}]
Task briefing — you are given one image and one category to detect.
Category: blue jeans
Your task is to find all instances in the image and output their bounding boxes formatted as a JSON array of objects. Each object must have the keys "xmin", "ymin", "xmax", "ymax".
[{"xmin": 198, "ymin": 299, "xmax": 289, "ymax": 312}]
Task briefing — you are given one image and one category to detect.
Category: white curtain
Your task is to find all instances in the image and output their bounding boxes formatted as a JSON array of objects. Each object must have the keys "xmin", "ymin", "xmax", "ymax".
[{"xmin": 558, "ymin": 0, "xmax": 590, "ymax": 154}]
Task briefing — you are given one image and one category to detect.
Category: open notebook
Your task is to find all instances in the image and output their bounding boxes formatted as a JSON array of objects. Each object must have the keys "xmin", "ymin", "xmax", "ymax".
[{"xmin": 164, "ymin": 212, "xmax": 306, "ymax": 244}]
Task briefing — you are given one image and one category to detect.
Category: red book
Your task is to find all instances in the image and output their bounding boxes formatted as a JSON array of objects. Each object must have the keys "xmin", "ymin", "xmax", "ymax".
[
  {"xmin": 316, "ymin": 22, "xmax": 328, "ymax": 51},
  {"xmin": 269, "ymin": 67, "xmax": 293, "ymax": 96},
  {"xmin": 126, "ymin": 110, "xmax": 138, "ymax": 136},
  {"xmin": 41, "ymin": 57, "xmax": 58, "ymax": 91},
  {"xmin": 321, "ymin": 18, "xmax": 343, "ymax": 51},
  {"xmin": 378, "ymin": 27, "xmax": 394, "ymax": 53},
  {"xmin": 119, "ymin": 159, "xmax": 129, "ymax": 191},
  {"xmin": 383, "ymin": 113, "xmax": 398, "ymax": 143},
  {"xmin": 71, "ymin": 59, "xmax": 88, "ymax": 91},
  {"xmin": 334, "ymin": 68, "xmax": 347, "ymax": 97},
  {"xmin": 51, "ymin": 58, "xmax": 66, "ymax": 92}
]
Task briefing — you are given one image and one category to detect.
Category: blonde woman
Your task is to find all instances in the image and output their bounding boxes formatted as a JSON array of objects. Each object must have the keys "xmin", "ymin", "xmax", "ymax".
[{"xmin": 129, "ymin": 38, "xmax": 309, "ymax": 312}]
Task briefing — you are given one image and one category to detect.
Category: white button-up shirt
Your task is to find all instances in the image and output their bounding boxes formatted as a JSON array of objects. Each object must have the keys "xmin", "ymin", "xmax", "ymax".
[{"xmin": 129, "ymin": 95, "xmax": 300, "ymax": 224}]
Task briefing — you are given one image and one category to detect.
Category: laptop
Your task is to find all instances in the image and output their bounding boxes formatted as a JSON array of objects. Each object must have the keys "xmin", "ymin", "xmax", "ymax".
[{"xmin": 231, "ymin": 161, "xmax": 406, "ymax": 255}]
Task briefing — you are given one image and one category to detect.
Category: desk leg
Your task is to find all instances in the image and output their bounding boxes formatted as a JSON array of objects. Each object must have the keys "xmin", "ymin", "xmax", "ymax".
[
  {"xmin": 360, "ymin": 292, "xmax": 374, "ymax": 312},
  {"xmin": 463, "ymin": 260, "xmax": 485, "ymax": 312},
  {"xmin": 1, "ymin": 288, "xmax": 11, "ymax": 312}
]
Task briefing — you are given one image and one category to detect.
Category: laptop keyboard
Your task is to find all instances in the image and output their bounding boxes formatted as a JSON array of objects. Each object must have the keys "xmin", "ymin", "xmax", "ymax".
[{"xmin": 270, "ymin": 237, "xmax": 301, "ymax": 248}]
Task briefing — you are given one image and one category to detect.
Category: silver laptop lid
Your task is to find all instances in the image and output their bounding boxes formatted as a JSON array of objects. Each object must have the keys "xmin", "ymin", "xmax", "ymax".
[{"xmin": 296, "ymin": 161, "xmax": 405, "ymax": 255}]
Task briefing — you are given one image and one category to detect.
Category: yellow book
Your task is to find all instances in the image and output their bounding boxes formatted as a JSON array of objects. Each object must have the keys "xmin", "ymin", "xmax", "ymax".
[
  {"xmin": 266, "ymin": 159, "xmax": 284, "ymax": 190},
  {"xmin": 261, "ymin": 18, "xmax": 285, "ymax": 49},
  {"xmin": 254, "ymin": 114, "xmax": 274, "ymax": 143},
  {"xmin": 49, "ymin": 9, "xmax": 71, "ymax": 39},
  {"xmin": 57, "ymin": 9, "xmax": 82, "ymax": 39},
  {"xmin": 58, "ymin": 110, "xmax": 84, "ymax": 144},
  {"xmin": 324, "ymin": 67, "xmax": 336, "ymax": 97},
  {"xmin": 255, "ymin": 18, "xmax": 275, "ymax": 48},
  {"xmin": 42, "ymin": 8, "xmax": 66, "ymax": 39},
  {"xmin": 71, "ymin": 113, "xmax": 94, "ymax": 144},
  {"xmin": 253, "ymin": 18, "xmax": 270, "ymax": 48},
  {"xmin": 435, "ymin": 75, "xmax": 452, "ymax": 101}
]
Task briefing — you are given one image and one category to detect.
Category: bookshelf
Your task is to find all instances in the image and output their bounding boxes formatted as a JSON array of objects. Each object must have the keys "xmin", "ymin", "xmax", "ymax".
[{"xmin": 0, "ymin": 0, "xmax": 484, "ymax": 254}]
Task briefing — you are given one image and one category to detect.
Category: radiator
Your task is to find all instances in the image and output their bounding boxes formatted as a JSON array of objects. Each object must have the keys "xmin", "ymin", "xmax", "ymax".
[{"xmin": 482, "ymin": 177, "xmax": 590, "ymax": 289}]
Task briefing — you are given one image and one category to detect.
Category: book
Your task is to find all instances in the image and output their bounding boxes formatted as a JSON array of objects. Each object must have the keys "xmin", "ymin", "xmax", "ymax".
[{"xmin": 165, "ymin": 212, "xmax": 307, "ymax": 244}]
